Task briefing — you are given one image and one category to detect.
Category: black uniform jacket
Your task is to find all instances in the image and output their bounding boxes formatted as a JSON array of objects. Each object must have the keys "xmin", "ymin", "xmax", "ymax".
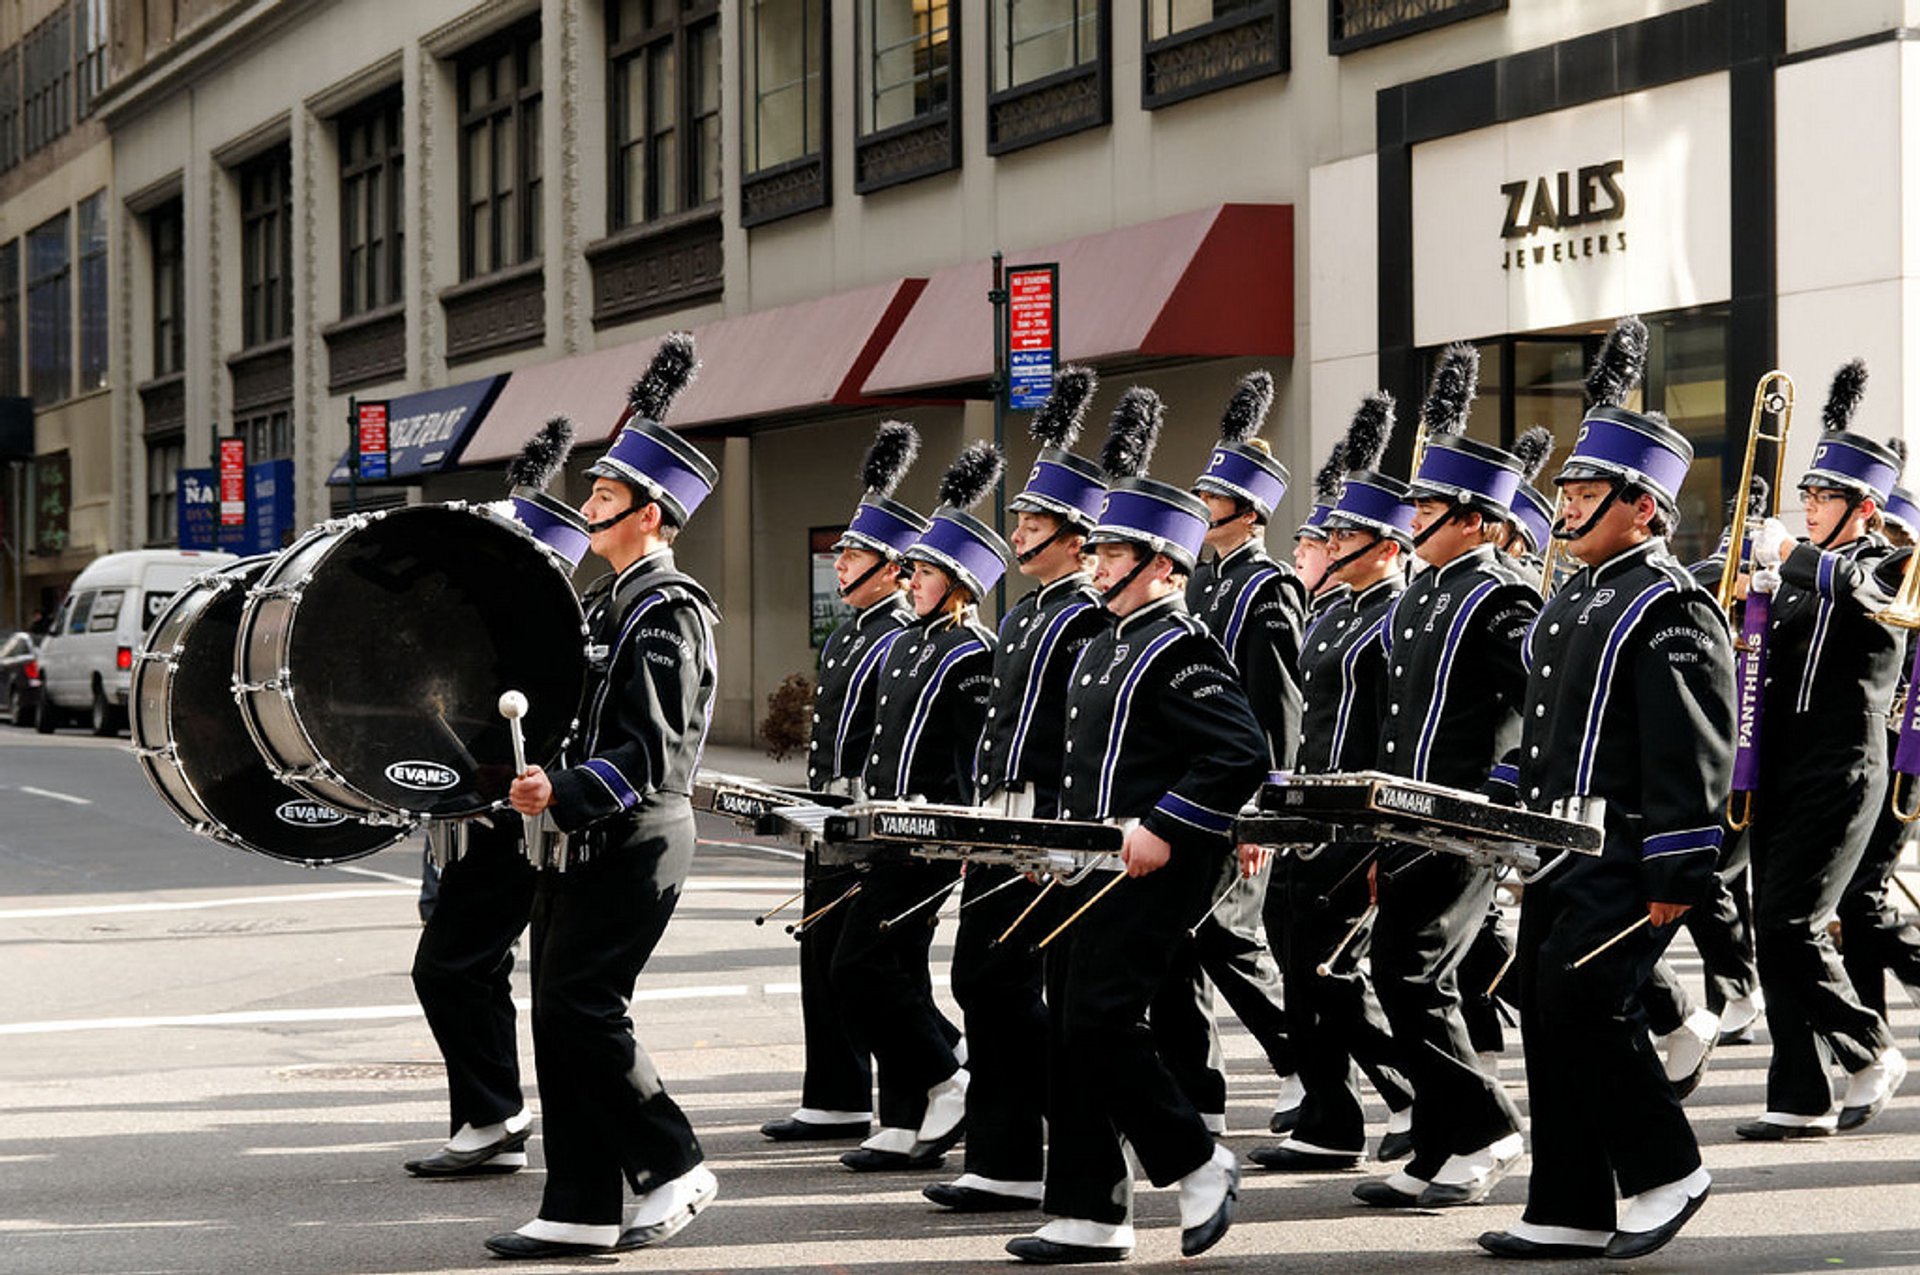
[
  {"xmin": 1764, "ymin": 536, "xmax": 1909, "ymax": 761},
  {"xmin": 808, "ymin": 595, "xmax": 914, "ymax": 791},
  {"xmin": 973, "ymin": 572, "xmax": 1106, "ymax": 811},
  {"xmin": 1298, "ymin": 576, "xmax": 1404, "ymax": 775},
  {"xmin": 1057, "ymin": 593, "xmax": 1268, "ymax": 853},
  {"xmin": 1510, "ymin": 539, "xmax": 1735, "ymax": 904},
  {"xmin": 547, "ymin": 549, "xmax": 718, "ymax": 842},
  {"xmin": 1187, "ymin": 539, "xmax": 1307, "ymax": 768},
  {"xmin": 1378, "ymin": 546, "xmax": 1537, "ymax": 789},
  {"xmin": 861, "ymin": 609, "xmax": 996, "ymax": 804}
]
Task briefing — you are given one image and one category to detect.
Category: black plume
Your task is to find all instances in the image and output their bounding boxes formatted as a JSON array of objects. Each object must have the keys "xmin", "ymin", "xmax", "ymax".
[
  {"xmin": 1747, "ymin": 475, "xmax": 1771, "ymax": 518},
  {"xmin": 628, "ymin": 332, "xmax": 699, "ymax": 423},
  {"xmin": 1890, "ymin": 435, "xmax": 1909, "ymax": 468},
  {"xmin": 1029, "ymin": 366, "xmax": 1097, "ymax": 450},
  {"xmin": 1584, "ymin": 316, "xmax": 1648, "ymax": 408},
  {"xmin": 1511, "ymin": 426, "xmax": 1554, "ymax": 483},
  {"xmin": 507, "ymin": 416, "xmax": 575, "ymax": 491},
  {"xmin": 1219, "ymin": 371, "xmax": 1275, "ymax": 445},
  {"xmin": 1421, "ymin": 344, "xmax": 1479, "ymax": 439},
  {"xmin": 1823, "ymin": 358, "xmax": 1868, "ymax": 432},
  {"xmin": 1099, "ymin": 387, "xmax": 1164, "ymax": 480},
  {"xmin": 860, "ymin": 421, "xmax": 920, "ymax": 497},
  {"xmin": 1342, "ymin": 391, "xmax": 1396, "ymax": 473},
  {"xmin": 1311, "ymin": 442, "xmax": 1347, "ymax": 504},
  {"xmin": 937, "ymin": 441, "xmax": 1004, "ymax": 511}
]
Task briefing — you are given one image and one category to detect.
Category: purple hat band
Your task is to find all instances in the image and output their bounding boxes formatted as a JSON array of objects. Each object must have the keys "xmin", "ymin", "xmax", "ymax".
[
  {"xmin": 1410, "ymin": 437, "xmax": 1523, "ymax": 509},
  {"xmin": 1884, "ymin": 486, "xmax": 1920, "ymax": 534},
  {"xmin": 1296, "ymin": 503, "xmax": 1333, "ymax": 540},
  {"xmin": 1325, "ymin": 471, "xmax": 1416, "ymax": 539},
  {"xmin": 586, "ymin": 417, "xmax": 719, "ymax": 524},
  {"xmin": 1089, "ymin": 479, "xmax": 1210, "ymax": 569},
  {"xmin": 1800, "ymin": 432, "xmax": 1900, "ymax": 504},
  {"xmin": 1010, "ymin": 449, "xmax": 1106, "ymax": 525},
  {"xmin": 1193, "ymin": 445, "xmax": 1290, "ymax": 518},
  {"xmin": 1554, "ymin": 406, "xmax": 1693, "ymax": 505},
  {"xmin": 510, "ymin": 488, "xmax": 591, "ymax": 567},
  {"xmin": 1509, "ymin": 484, "xmax": 1554, "ymax": 551},
  {"xmin": 837, "ymin": 495, "xmax": 929, "ymax": 558},
  {"xmin": 906, "ymin": 507, "xmax": 1013, "ymax": 598}
]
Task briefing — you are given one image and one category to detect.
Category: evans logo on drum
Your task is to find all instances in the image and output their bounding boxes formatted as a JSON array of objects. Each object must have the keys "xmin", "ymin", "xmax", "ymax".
[
  {"xmin": 385, "ymin": 760, "xmax": 463, "ymax": 792},
  {"xmin": 276, "ymin": 800, "xmax": 350, "ymax": 827}
]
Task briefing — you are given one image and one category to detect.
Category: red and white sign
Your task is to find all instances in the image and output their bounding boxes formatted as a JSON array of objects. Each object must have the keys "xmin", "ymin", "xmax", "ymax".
[
  {"xmin": 357, "ymin": 400, "xmax": 390, "ymax": 479},
  {"xmin": 218, "ymin": 438, "xmax": 248, "ymax": 527},
  {"xmin": 1005, "ymin": 264, "xmax": 1059, "ymax": 411}
]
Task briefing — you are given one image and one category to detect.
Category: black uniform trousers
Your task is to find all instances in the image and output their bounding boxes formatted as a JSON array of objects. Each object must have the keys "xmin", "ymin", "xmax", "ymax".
[
  {"xmin": 1516, "ymin": 852, "xmax": 1701, "ymax": 1232},
  {"xmin": 1839, "ymin": 734, "xmax": 1920, "ymax": 1016},
  {"xmin": 798, "ymin": 859, "xmax": 873, "ymax": 1114},
  {"xmin": 1685, "ymin": 837, "xmax": 1759, "ymax": 1016},
  {"xmin": 1043, "ymin": 851, "xmax": 1218, "ymax": 1224},
  {"xmin": 1371, "ymin": 849, "xmax": 1520, "ymax": 1180},
  {"xmin": 412, "ymin": 823, "xmax": 536, "ymax": 1136},
  {"xmin": 1753, "ymin": 752, "xmax": 1895, "ymax": 1114},
  {"xmin": 1636, "ymin": 959, "xmax": 1693, "ymax": 1037},
  {"xmin": 951, "ymin": 864, "xmax": 1051, "ymax": 1183},
  {"xmin": 1279, "ymin": 849, "xmax": 1414, "ymax": 1153},
  {"xmin": 831, "ymin": 857, "xmax": 964, "ymax": 1129},
  {"xmin": 1153, "ymin": 854, "xmax": 1294, "ymax": 1116},
  {"xmin": 530, "ymin": 811, "xmax": 704, "ymax": 1226},
  {"xmin": 1458, "ymin": 901, "xmax": 1517, "ymax": 1054}
]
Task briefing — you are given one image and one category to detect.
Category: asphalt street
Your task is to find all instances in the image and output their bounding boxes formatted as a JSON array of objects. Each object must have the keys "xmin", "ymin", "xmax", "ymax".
[{"xmin": 2, "ymin": 728, "xmax": 1919, "ymax": 1275}]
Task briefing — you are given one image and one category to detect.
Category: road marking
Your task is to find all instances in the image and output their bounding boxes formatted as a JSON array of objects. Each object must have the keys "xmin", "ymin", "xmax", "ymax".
[
  {"xmin": 17, "ymin": 786, "xmax": 91, "ymax": 806},
  {"xmin": 699, "ymin": 837, "xmax": 804, "ymax": 860},
  {"xmin": 332, "ymin": 864, "xmax": 419, "ymax": 886}
]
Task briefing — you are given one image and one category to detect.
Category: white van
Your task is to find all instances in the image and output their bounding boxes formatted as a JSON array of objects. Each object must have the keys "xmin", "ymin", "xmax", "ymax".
[{"xmin": 36, "ymin": 549, "xmax": 238, "ymax": 736}]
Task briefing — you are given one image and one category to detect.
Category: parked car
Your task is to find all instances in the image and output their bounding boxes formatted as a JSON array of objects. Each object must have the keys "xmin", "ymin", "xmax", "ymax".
[
  {"xmin": 35, "ymin": 550, "xmax": 238, "ymax": 736},
  {"xmin": 1, "ymin": 629, "xmax": 42, "ymax": 728}
]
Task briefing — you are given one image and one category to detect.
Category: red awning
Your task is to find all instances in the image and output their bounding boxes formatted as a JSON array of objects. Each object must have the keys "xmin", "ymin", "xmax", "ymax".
[
  {"xmin": 861, "ymin": 203, "xmax": 1294, "ymax": 397},
  {"xmin": 461, "ymin": 277, "xmax": 926, "ymax": 464}
]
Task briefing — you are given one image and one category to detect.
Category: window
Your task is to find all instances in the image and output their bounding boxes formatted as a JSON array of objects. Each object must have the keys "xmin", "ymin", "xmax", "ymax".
[
  {"xmin": 609, "ymin": 0, "xmax": 722, "ymax": 230},
  {"xmin": 986, "ymin": 1, "xmax": 1109, "ymax": 154},
  {"xmin": 149, "ymin": 201, "xmax": 184, "ymax": 378},
  {"xmin": 339, "ymin": 90, "xmax": 405, "ymax": 315},
  {"xmin": 0, "ymin": 46, "xmax": 21, "ymax": 174},
  {"xmin": 146, "ymin": 433, "xmax": 183, "ymax": 545},
  {"xmin": 458, "ymin": 21, "xmax": 543, "ymax": 279},
  {"xmin": 1146, "ymin": 0, "xmax": 1258, "ymax": 37},
  {"xmin": 87, "ymin": 589, "xmax": 123, "ymax": 632},
  {"xmin": 1142, "ymin": 1, "xmax": 1286, "ymax": 108},
  {"xmin": 0, "ymin": 239, "xmax": 19, "ymax": 397},
  {"xmin": 239, "ymin": 408, "xmax": 293, "ymax": 461},
  {"xmin": 27, "ymin": 213, "xmax": 70, "ymax": 406},
  {"xmin": 745, "ymin": 0, "xmax": 825, "ymax": 173},
  {"xmin": 992, "ymin": 0, "xmax": 1100, "ymax": 91},
  {"xmin": 1328, "ymin": 0, "xmax": 1504, "ymax": 54},
  {"xmin": 860, "ymin": 0, "xmax": 951, "ymax": 134},
  {"xmin": 22, "ymin": 3, "xmax": 73, "ymax": 156},
  {"xmin": 75, "ymin": 0, "xmax": 107, "ymax": 118},
  {"xmin": 239, "ymin": 146, "xmax": 293, "ymax": 347},
  {"xmin": 65, "ymin": 591, "xmax": 94, "ymax": 634},
  {"xmin": 77, "ymin": 191, "xmax": 106, "ymax": 391}
]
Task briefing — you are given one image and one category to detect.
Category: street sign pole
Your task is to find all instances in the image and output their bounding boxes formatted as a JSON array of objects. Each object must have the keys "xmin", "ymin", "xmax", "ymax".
[
  {"xmin": 988, "ymin": 251, "xmax": 1007, "ymax": 618},
  {"xmin": 348, "ymin": 395, "xmax": 358, "ymax": 515}
]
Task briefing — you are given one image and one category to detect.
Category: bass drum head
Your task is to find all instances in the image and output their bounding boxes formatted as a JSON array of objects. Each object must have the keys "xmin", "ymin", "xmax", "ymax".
[
  {"xmin": 280, "ymin": 504, "xmax": 587, "ymax": 818},
  {"xmin": 136, "ymin": 557, "xmax": 414, "ymax": 866}
]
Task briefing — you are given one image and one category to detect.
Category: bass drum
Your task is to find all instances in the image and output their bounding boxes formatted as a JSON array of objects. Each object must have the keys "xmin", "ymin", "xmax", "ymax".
[
  {"xmin": 132, "ymin": 556, "xmax": 414, "ymax": 866},
  {"xmin": 235, "ymin": 502, "xmax": 588, "ymax": 820}
]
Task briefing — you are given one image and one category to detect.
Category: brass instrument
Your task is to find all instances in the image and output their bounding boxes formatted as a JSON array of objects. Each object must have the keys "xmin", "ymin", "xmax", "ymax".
[
  {"xmin": 1537, "ymin": 488, "xmax": 1568, "ymax": 598},
  {"xmin": 1870, "ymin": 522, "xmax": 1920, "ymax": 823},
  {"xmin": 1720, "ymin": 370, "xmax": 1795, "ymax": 831}
]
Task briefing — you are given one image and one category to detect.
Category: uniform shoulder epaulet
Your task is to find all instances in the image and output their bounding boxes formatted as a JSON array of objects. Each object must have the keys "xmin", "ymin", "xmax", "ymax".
[{"xmin": 613, "ymin": 565, "xmax": 719, "ymax": 624}]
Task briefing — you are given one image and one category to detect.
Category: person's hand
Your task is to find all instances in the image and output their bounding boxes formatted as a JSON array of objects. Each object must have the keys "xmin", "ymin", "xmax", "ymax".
[
  {"xmin": 1122, "ymin": 825, "xmax": 1173, "ymax": 878},
  {"xmin": 1648, "ymin": 900, "xmax": 1690, "ymax": 927},
  {"xmin": 1752, "ymin": 517, "xmax": 1793, "ymax": 569},
  {"xmin": 1750, "ymin": 565, "xmax": 1782, "ymax": 596},
  {"xmin": 1237, "ymin": 842, "xmax": 1273, "ymax": 879},
  {"xmin": 509, "ymin": 765, "xmax": 553, "ymax": 816}
]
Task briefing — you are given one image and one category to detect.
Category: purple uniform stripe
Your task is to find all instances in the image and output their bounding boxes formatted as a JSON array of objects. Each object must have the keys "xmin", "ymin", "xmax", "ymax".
[
  {"xmin": 1643, "ymin": 826, "xmax": 1722, "ymax": 859},
  {"xmin": 1574, "ymin": 580, "xmax": 1675, "ymax": 795},
  {"xmin": 894, "ymin": 639, "xmax": 985, "ymax": 795},
  {"xmin": 1796, "ymin": 551, "xmax": 1840, "ymax": 715},
  {"xmin": 834, "ymin": 628, "xmax": 905, "ymax": 777},
  {"xmin": 1156, "ymin": 791, "xmax": 1234, "ymax": 834},
  {"xmin": 1005, "ymin": 601, "xmax": 1095, "ymax": 778},
  {"xmin": 1097, "ymin": 630, "xmax": 1187, "ymax": 815},
  {"xmin": 1221, "ymin": 567, "xmax": 1282, "ymax": 656},
  {"xmin": 1411, "ymin": 578, "xmax": 1500, "ymax": 780},
  {"xmin": 582, "ymin": 757, "xmax": 641, "ymax": 810}
]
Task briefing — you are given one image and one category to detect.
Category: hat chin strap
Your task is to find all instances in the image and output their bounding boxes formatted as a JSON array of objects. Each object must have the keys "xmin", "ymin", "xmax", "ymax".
[
  {"xmin": 1814, "ymin": 490, "xmax": 1864, "ymax": 550},
  {"xmin": 584, "ymin": 503, "xmax": 640, "ymax": 535},
  {"xmin": 1017, "ymin": 520, "xmax": 1081, "ymax": 565},
  {"xmin": 838, "ymin": 554, "xmax": 895, "ymax": 600},
  {"xmin": 1552, "ymin": 478, "xmax": 1625, "ymax": 542},
  {"xmin": 1322, "ymin": 531, "xmax": 1385, "ymax": 581},
  {"xmin": 1100, "ymin": 548, "xmax": 1158, "ymax": 606},
  {"xmin": 1411, "ymin": 505, "xmax": 1461, "ymax": 551}
]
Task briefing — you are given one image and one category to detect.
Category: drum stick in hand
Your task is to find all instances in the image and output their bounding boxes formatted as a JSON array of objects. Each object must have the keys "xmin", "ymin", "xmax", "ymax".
[
  {"xmin": 497, "ymin": 691, "xmax": 540, "ymax": 851},
  {"xmin": 990, "ymin": 878, "xmax": 1056, "ymax": 949},
  {"xmin": 1189, "ymin": 873, "xmax": 1242, "ymax": 938},
  {"xmin": 1033, "ymin": 869, "xmax": 1128, "ymax": 953}
]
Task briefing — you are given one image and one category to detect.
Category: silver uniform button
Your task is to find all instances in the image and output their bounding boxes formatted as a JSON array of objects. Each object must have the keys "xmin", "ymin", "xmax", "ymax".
[
  {"xmin": 1549, "ymin": 622, "xmax": 1560, "ymax": 634},
  {"xmin": 1064, "ymin": 776, "xmax": 1073, "ymax": 787},
  {"xmin": 1385, "ymin": 741, "xmax": 1396, "ymax": 753},
  {"xmin": 1403, "ymin": 628, "xmax": 1414, "ymax": 639},
  {"xmin": 1530, "ymin": 786, "xmax": 1541, "ymax": 799},
  {"xmin": 1390, "ymin": 704, "xmax": 1400, "ymax": 714},
  {"xmin": 1541, "ymin": 665, "xmax": 1552, "ymax": 678},
  {"xmin": 982, "ymin": 739, "xmax": 993, "ymax": 750},
  {"xmin": 1535, "ymin": 705, "xmax": 1545, "ymax": 717},
  {"xmin": 1529, "ymin": 746, "xmax": 1540, "ymax": 758},
  {"xmin": 1070, "ymin": 707, "xmax": 1079, "ymax": 718},
  {"xmin": 1318, "ymin": 641, "xmax": 1329, "ymax": 651},
  {"xmin": 1082, "ymin": 675, "xmax": 1093, "ymax": 685},
  {"xmin": 826, "ymin": 659, "xmax": 836, "ymax": 670}
]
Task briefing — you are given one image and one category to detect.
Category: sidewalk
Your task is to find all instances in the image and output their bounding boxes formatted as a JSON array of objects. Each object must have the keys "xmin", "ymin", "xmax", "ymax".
[{"xmin": 701, "ymin": 740, "xmax": 807, "ymax": 788}]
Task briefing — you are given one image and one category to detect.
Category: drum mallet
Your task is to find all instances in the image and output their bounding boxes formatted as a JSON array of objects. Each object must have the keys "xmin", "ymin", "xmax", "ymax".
[
  {"xmin": 1566, "ymin": 915, "xmax": 1650, "ymax": 971},
  {"xmin": 1316, "ymin": 903, "xmax": 1378, "ymax": 977},
  {"xmin": 1189, "ymin": 873, "xmax": 1242, "ymax": 938},
  {"xmin": 957, "ymin": 871, "xmax": 1030, "ymax": 914},
  {"xmin": 1311, "ymin": 851, "xmax": 1377, "ymax": 911},
  {"xmin": 990, "ymin": 878, "xmax": 1057, "ymax": 950},
  {"xmin": 789, "ymin": 882, "xmax": 861, "ymax": 937},
  {"xmin": 1033, "ymin": 870, "xmax": 1129, "ymax": 953},
  {"xmin": 1484, "ymin": 945, "xmax": 1519, "ymax": 1000},
  {"xmin": 753, "ymin": 885, "xmax": 808, "ymax": 926},
  {"xmin": 497, "ymin": 691, "xmax": 540, "ymax": 850},
  {"xmin": 878, "ymin": 879, "xmax": 958, "ymax": 933}
]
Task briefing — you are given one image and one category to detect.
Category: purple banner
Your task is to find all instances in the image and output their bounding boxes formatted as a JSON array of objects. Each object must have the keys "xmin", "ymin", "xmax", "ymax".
[
  {"xmin": 1894, "ymin": 638, "xmax": 1920, "ymax": 776},
  {"xmin": 1730, "ymin": 590, "xmax": 1770, "ymax": 792}
]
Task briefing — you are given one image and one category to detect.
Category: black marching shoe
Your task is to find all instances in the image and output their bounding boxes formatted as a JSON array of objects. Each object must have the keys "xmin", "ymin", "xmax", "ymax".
[
  {"xmin": 1477, "ymin": 1230, "xmax": 1606, "ymax": 1260},
  {"xmin": 1248, "ymin": 1142, "xmax": 1363, "ymax": 1171},
  {"xmin": 482, "ymin": 1233, "xmax": 610, "ymax": 1260},
  {"xmin": 840, "ymin": 1146, "xmax": 947, "ymax": 1172},
  {"xmin": 760, "ymin": 1115, "xmax": 871, "ymax": 1141},
  {"xmin": 405, "ymin": 1127, "xmax": 530, "ymax": 1178},
  {"xmin": 1605, "ymin": 1183, "xmax": 1710, "ymax": 1260},
  {"xmin": 1376, "ymin": 1128, "xmax": 1415, "ymax": 1162},
  {"xmin": 1005, "ymin": 1236, "xmax": 1130, "ymax": 1265},
  {"xmin": 1353, "ymin": 1177, "xmax": 1425, "ymax": 1208},
  {"xmin": 923, "ymin": 1182, "xmax": 1040, "ymax": 1212}
]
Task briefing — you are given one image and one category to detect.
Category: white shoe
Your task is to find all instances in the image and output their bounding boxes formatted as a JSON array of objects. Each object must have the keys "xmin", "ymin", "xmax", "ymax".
[
  {"xmin": 1032, "ymin": 1217, "xmax": 1134, "ymax": 1248},
  {"xmin": 1177, "ymin": 1142, "xmax": 1240, "ymax": 1230},
  {"xmin": 447, "ymin": 1104, "xmax": 531, "ymax": 1152},
  {"xmin": 1718, "ymin": 993, "xmax": 1762, "ymax": 1039},
  {"xmin": 514, "ymin": 1217, "xmax": 619, "ymax": 1247},
  {"xmin": 916, "ymin": 1068, "xmax": 969, "ymax": 1144},
  {"xmin": 1201, "ymin": 1111, "xmax": 1228, "ymax": 1135},
  {"xmin": 1617, "ymin": 1166, "xmax": 1710, "ymax": 1234},
  {"xmin": 1507, "ymin": 1220, "xmax": 1610, "ymax": 1247},
  {"xmin": 1659, "ymin": 1008, "xmax": 1721, "ymax": 1093},
  {"xmin": 1840, "ymin": 1046, "xmax": 1909, "ymax": 1129},
  {"xmin": 1429, "ymin": 1131, "xmax": 1524, "ymax": 1188},
  {"xmin": 626, "ymin": 1164, "xmax": 718, "ymax": 1229},
  {"xmin": 1271, "ymin": 1073, "xmax": 1305, "ymax": 1116},
  {"xmin": 793, "ymin": 1106, "xmax": 871, "ymax": 1124},
  {"xmin": 1386, "ymin": 1106, "xmax": 1413, "ymax": 1135},
  {"xmin": 861, "ymin": 1126, "xmax": 919, "ymax": 1154}
]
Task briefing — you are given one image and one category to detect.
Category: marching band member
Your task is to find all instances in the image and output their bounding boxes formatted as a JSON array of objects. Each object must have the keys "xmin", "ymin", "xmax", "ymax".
[
  {"xmin": 1479, "ymin": 317, "xmax": 1732, "ymax": 1261},
  {"xmin": 1008, "ymin": 387, "xmax": 1264, "ymax": 1264},
  {"xmin": 835, "ymin": 442, "xmax": 1009, "ymax": 1171},
  {"xmin": 1355, "ymin": 345, "xmax": 1529, "ymax": 1209},
  {"xmin": 928, "ymin": 370, "xmax": 1107, "ymax": 1212},
  {"xmin": 1252, "ymin": 392, "xmax": 1415, "ymax": 1173},
  {"xmin": 761, "ymin": 423, "xmax": 930, "ymax": 1145},
  {"xmin": 1163, "ymin": 370, "xmax": 1304, "ymax": 1138},
  {"xmin": 1292, "ymin": 441, "xmax": 1346, "ymax": 603},
  {"xmin": 1735, "ymin": 359, "xmax": 1909, "ymax": 1141},
  {"xmin": 1839, "ymin": 457, "xmax": 1920, "ymax": 1016},
  {"xmin": 495, "ymin": 339, "xmax": 721, "ymax": 1258}
]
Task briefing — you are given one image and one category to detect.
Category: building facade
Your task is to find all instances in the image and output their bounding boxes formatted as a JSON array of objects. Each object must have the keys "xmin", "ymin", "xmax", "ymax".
[{"xmin": 83, "ymin": 0, "xmax": 1920, "ymax": 744}]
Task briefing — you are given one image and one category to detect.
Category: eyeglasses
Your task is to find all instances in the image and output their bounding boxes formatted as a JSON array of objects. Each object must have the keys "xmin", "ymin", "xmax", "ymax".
[{"xmin": 1801, "ymin": 489, "xmax": 1849, "ymax": 508}]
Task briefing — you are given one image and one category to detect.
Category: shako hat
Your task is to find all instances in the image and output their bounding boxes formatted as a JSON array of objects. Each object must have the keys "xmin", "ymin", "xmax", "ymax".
[
  {"xmin": 1799, "ymin": 359, "xmax": 1900, "ymax": 504},
  {"xmin": 1084, "ymin": 388, "xmax": 1209, "ymax": 571},
  {"xmin": 1505, "ymin": 426, "xmax": 1556, "ymax": 553},
  {"xmin": 584, "ymin": 333, "xmax": 718, "ymax": 525},
  {"xmin": 1554, "ymin": 316, "xmax": 1691, "ymax": 509},
  {"xmin": 1323, "ymin": 391, "xmax": 1415, "ymax": 543},
  {"xmin": 1192, "ymin": 371, "xmax": 1290, "ymax": 520},
  {"xmin": 504, "ymin": 416, "xmax": 590, "ymax": 567},
  {"xmin": 904, "ymin": 442, "xmax": 1013, "ymax": 599},
  {"xmin": 836, "ymin": 421, "xmax": 930, "ymax": 558},
  {"xmin": 1008, "ymin": 366, "xmax": 1105, "ymax": 529},
  {"xmin": 1407, "ymin": 344, "xmax": 1523, "ymax": 518}
]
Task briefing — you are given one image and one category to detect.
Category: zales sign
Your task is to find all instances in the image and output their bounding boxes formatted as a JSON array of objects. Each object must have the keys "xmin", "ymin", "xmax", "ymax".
[
  {"xmin": 1411, "ymin": 72, "xmax": 1730, "ymax": 344},
  {"xmin": 1501, "ymin": 160, "xmax": 1627, "ymax": 271}
]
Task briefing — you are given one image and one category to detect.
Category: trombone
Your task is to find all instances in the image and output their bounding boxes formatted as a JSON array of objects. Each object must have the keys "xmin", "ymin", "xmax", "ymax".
[
  {"xmin": 1719, "ymin": 370, "xmax": 1794, "ymax": 831},
  {"xmin": 1871, "ymin": 500, "xmax": 1920, "ymax": 823}
]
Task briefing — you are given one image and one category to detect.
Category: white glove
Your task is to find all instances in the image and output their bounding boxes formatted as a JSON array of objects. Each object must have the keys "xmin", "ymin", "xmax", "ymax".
[
  {"xmin": 1750, "ymin": 565, "xmax": 1782, "ymax": 596},
  {"xmin": 1752, "ymin": 517, "xmax": 1792, "ymax": 570}
]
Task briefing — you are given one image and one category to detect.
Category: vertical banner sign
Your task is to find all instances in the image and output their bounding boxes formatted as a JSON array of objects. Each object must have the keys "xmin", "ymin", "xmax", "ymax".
[
  {"xmin": 218, "ymin": 438, "xmax": 248, "ymax": 528},
  {"xmin": 248, "ymin": 458, "xmax": 294, "ymax": 553},
  {"xmin": 1005, "ymin": 263, "xmax": 1059, "ymax": 411},
  {"xmin": 178, "ymin": 468, "xmax": 217, "ymax": 550},
  {"xmin": 357, "ymin": 400, "xmax": 391, "ymax": 480}
]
